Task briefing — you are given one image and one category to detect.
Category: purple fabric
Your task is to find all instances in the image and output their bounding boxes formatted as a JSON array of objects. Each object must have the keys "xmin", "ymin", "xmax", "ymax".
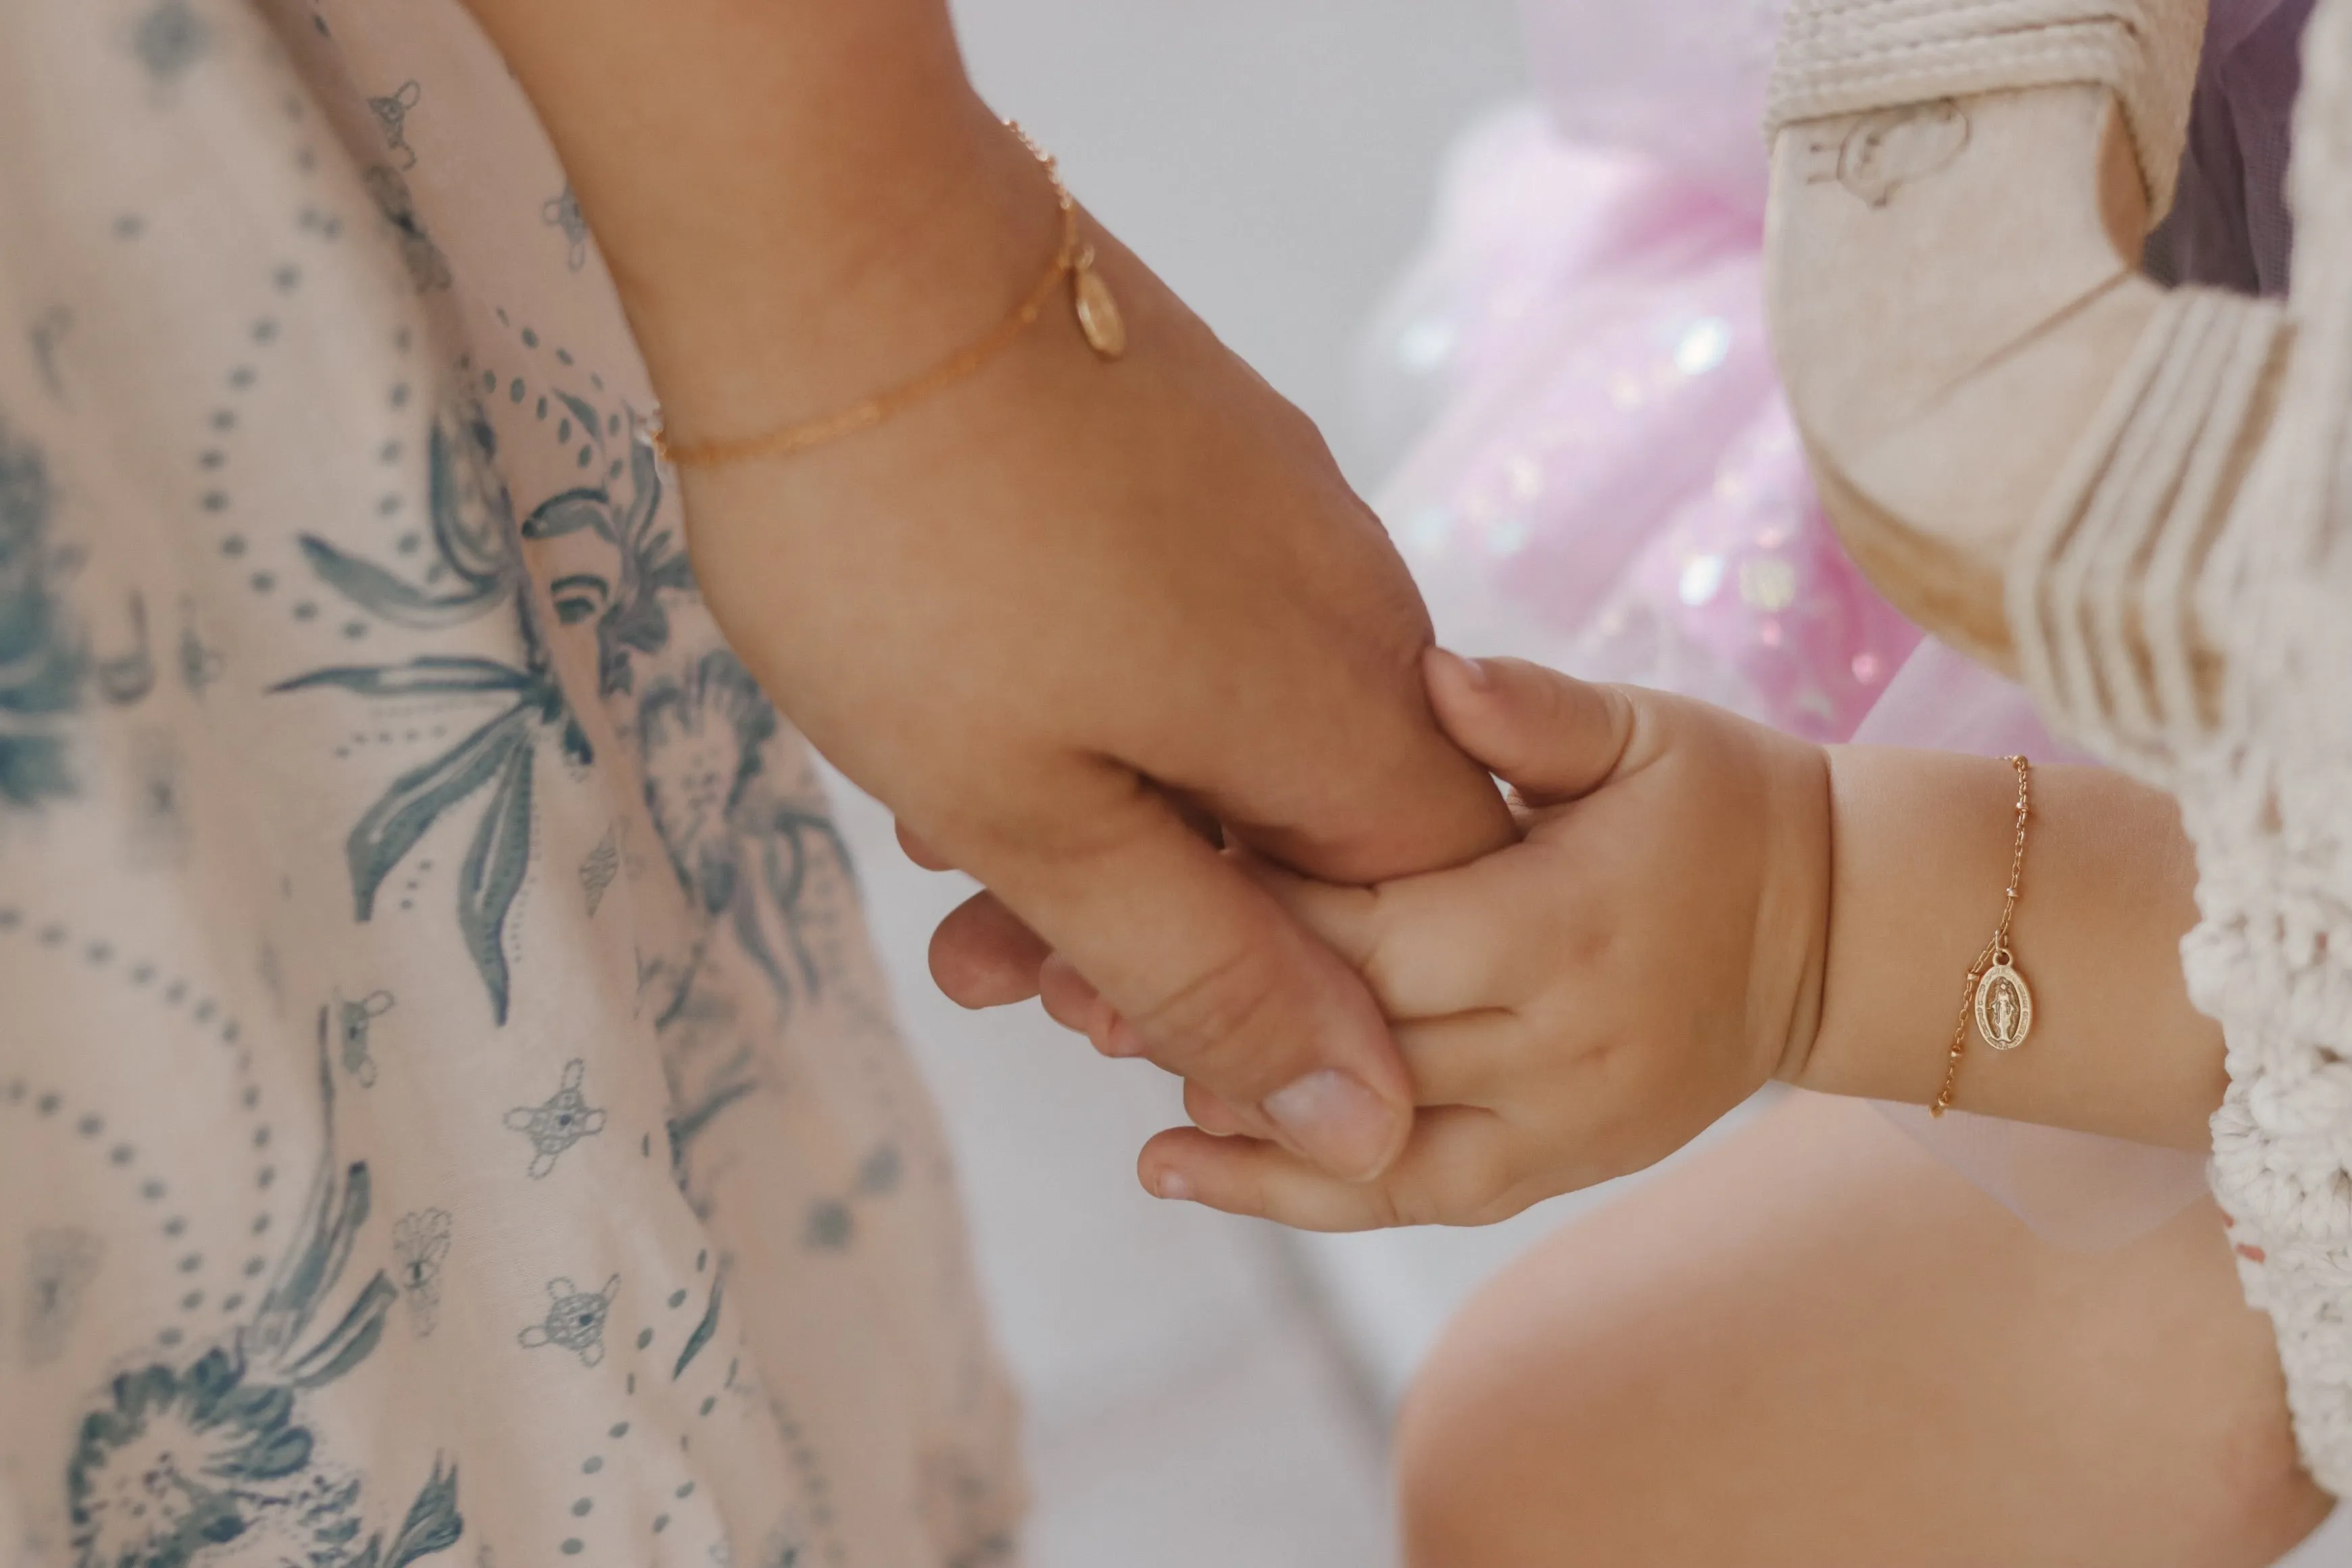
[{"xmin": 2147, "ymin": 0, "xmax": 2316, "ymax": 295}]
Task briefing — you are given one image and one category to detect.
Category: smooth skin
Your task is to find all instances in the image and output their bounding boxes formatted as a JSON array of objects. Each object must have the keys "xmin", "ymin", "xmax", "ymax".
[
  {"xmin": 445, "ymin": 2, "xmax": 2324, "ymax": 1554},
  {"xmin": 1046, "ymin": 650, "xmax": 2232, "ymax": 1222},
  {"xmin": 1045, "ymin": 651, "xmax": 2329, "ymax": 1559},
  {"xmin": 454, "ymin": 0, "xmax": 1515, "ymax": 1181},
  {"xmin": 1397, "ymin": 1092, "xmax": 2330, "ymax": 1567}
]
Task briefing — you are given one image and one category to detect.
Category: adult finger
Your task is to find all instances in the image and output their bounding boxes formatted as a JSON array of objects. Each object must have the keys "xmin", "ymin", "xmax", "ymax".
[
  {"xmin": 1425, "ymin": 649, "xmax": 1634, "ymax": 807},
  {"xmin": 1041, "ymin": 954, "xmax": 1429, "ymax": 1143},
  {"xmin": 973, "ymin": 764, "xmax": 1413, "ymax": 1181},
  {"xmin": 896, "ymin": 819, "xmax": 956, "ymax": 872},
  {"xmin": 929, "ymin": 795, "xmax": 1227, "ymax": 1010},
  {"xmin": 927, "ymin": 889, "xmax": 1051, "ymax": 1007},
  {"xmin": 1070, "ymin": 993, "xmax": 1525, "ymax": 1110},
  {"xmin": 1182, "ymin": 1079, "xmax": 1253, "ymax": 1137},
  {"xmin": 1035, "ymin": 939, "xmax": 1525, "ymax": 1108},
  {"xmin": 1038, "ymin": 951, "xmax": 1167, "ymax": 1062},
  {"xmin": 1037, "ymin": 952, "xmax": 1105, "ymax": 1038},
  {"xmin": 1137, "ymin": 1106, "xmax": 1519, "ymax": 1231},
  {"xmin": 1240, "ymin": 851, "xmax": 1537, "ymax": 1020},
  {"xmin": 1046, "ymin": 964, "xmax": 1519, "ymax": 1111}
]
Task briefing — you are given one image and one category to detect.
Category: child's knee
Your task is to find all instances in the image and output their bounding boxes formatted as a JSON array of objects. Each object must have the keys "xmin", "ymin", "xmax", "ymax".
[{"xmin": 1394, "ymin": 1255, "xmax": 1640, "ymax": 1566}]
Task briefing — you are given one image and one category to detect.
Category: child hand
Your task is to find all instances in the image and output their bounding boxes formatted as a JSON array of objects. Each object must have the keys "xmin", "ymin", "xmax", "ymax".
[{"xmin": 1066, "ymin": 650, "xmax": 1834, "ymax": 1229}]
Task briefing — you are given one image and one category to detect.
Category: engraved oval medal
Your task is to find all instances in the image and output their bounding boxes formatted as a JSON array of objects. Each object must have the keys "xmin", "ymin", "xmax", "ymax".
[
  {"xmin": 1073, "ymin": 261, "xmax": 1128, "ymax": 360},
  {"xmin": 1974, "ymin": 958, "xmax": 2033, "ymax": 1052}
]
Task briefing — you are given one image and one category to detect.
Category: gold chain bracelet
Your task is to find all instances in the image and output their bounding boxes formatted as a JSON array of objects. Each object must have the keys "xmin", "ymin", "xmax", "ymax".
[
  {"xmin": 1932, "ymin": 756, "xmax": 2035, "ymax": 1117},
  {"xmin": 648, "ymin": 121, "xmax": 1125, "ymax": 469}
]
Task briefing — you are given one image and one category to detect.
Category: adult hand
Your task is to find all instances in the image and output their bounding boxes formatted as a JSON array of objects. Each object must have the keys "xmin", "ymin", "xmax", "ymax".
[
  {"xmin": 680, "ymin": 215, "xmax": 1513, "ymax": 1181},
  {"xmin": 464, "ymin": 0, "xmax": 1514, "ymax": 1181},
  {"xmin": 1111, "ymin": 652, "xmax": 1829, "ymax": 1229}
]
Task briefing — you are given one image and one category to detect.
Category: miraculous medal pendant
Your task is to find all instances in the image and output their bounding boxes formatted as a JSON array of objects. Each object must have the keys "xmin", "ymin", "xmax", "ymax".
[
  {"xmin": 1072, "ymin": 249, "xmax": 1127, "ymax": 360},
  {"xmin": 1974, "ymin": 954, "xmax": 2032, "ymax": 1052}
]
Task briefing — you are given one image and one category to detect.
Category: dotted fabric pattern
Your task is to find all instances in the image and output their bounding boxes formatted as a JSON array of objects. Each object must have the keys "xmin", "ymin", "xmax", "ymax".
[{"xmin": 0, "ymin": 1, "xmax": 1024, "ymax": 1563}]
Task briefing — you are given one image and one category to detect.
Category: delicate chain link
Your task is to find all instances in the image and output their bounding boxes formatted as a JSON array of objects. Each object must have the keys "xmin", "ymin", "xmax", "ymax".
[
  {"xmin": 1932, "ymin": 756, "xmax": 2032, "ymax": 1117},
  {"xmin": 649, "ymin": 121, "xmax": 1105, "ymax": 468}
]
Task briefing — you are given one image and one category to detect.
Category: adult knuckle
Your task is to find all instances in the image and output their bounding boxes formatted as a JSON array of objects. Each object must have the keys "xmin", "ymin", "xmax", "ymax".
[{"xmin": 1132, "ymin": 939, "xmax": 1292, "ymax": 1080}]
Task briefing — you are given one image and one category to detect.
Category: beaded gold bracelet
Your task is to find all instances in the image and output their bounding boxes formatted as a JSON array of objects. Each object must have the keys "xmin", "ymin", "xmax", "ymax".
[
  {"xmin": 649, "ymin": 120, "xmax": 1125, "ymax": 469},
  {"xmin": 1932, "ymin": 756, "xmax": 2035, "ymax": 1117}
]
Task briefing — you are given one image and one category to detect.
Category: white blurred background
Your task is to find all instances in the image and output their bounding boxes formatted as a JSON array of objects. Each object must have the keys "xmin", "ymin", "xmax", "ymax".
[{"xmin": 822, "ymin": 4, "xmax": 2351, "ymax": 1565}]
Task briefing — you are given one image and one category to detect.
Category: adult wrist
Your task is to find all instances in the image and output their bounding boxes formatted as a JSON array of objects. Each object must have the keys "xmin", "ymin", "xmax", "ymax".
[
  {"xmin": 615, "ymin": 110, "xmax": 1070, "ymax": 445},
  {"xmin": 461, "ymin": 0, "xmax": 1061, "ymax": 443}
]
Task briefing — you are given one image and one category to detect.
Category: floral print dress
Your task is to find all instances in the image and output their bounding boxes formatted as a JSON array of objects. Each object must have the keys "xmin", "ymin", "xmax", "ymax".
[{"xmin": 0, "ymin": 3, "xmax": 1025, "ymax": 1565}]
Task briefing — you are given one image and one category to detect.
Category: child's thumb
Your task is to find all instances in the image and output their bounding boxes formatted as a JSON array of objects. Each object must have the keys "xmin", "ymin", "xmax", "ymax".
[{"xmin": 1423, "ymin": 649, "xmax": 1633, "ymax": 806}]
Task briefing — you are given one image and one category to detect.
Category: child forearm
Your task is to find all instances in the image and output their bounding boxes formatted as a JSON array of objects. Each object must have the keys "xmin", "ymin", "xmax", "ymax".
[{"xmin": 1794, "ymin": 747, "xmax": 2226, "ymax": 1150}]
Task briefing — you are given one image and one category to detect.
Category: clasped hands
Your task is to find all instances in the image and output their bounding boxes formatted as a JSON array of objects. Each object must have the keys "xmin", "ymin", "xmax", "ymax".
[
  {"xmin": 477, "ymin": 0, "xmax": 2215, "ymax": 1233},
  {"xmin": 1012, "ymin": 652, "xmax": 1830, "ymax": 1230},
  {"xmin": 661, "ymin": 139, "xmax": 1831, "ymax": 1227}
]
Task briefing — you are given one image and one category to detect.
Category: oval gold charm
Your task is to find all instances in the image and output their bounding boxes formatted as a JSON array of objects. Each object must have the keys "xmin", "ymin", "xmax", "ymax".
[
  {"xmin": 1974, "ymin": 959, "xmax": 2033, "ymax": 1052},
  {"xmin": 1073, "ymin": 262, "xmax": 1127, "ymax": 360}
]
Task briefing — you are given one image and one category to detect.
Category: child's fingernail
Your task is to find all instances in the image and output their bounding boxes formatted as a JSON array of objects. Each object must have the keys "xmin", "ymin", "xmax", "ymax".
[
  {"xmin": 1154, "ymin": 1169, "xmax": 1194, "ymax": 1202},
  {"xmin": 1263, "ymin": 1069, "xmax": 1399, "ymax": 1182}
]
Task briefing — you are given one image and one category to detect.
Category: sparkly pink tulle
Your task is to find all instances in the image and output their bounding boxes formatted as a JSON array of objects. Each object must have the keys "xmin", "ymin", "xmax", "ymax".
[
  {"xmin": 1367, "ymin": 0, "xmax": 2307, "ymax": 1244},
  {"xmin": 1368, "ymin": 0, "xmax": 2305, "ymax": 740},
  {"xmin": 1363, "ymin": 5, "xmax": 1919, "ymax": 743},
  {"xmin": 1366, "ymin": 102, "xmax": 1917, "ymax": 742}
]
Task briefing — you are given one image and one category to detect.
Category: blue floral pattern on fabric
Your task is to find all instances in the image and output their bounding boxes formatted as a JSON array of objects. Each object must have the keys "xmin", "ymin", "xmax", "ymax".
[
  {"xmin": 130, "ymin": 0, "xmax": 210, "ymax": 85},
  {"xmin": 274, "ymin": 401, "xmax": 589, "ymax": 1025},
  {"xmin": 516, "ymin": 1275, "xmax": 617, "ymax": 1368},
  {"xmin": 0, "ymin": 420, "xmax": 83, "ymax": 806},
  {"xmin": 640, "ymin": 651, "xmax": 853, "ymax": 1023},
  {"xmin": 0, "ymin": 419, "xmax": 160, "ymax": 810},
  {"xmin": 1, "ymin": 0, "xmax": 1027, "ymax": 1559},
  {"xmin": 502, "ymin": 1060, "xmax": 605, "ymax": 1178},
  {"xmin": 390, "ymin": 1210, "xmax": 451, "ymax": 1338},
  {"xmin": 64, "ymin": 1032, "xmax": 463, "ymax": 1568}
]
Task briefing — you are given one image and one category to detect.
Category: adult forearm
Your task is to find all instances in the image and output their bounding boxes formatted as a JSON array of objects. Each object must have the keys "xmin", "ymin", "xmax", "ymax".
[
  {"xmin": 457, "ymin": 0, "xmax": 1051, "ymax": 441},
  {"xmin": 1796, "ymin": 748, "xmax": 2225, "ymax": 1150}
]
